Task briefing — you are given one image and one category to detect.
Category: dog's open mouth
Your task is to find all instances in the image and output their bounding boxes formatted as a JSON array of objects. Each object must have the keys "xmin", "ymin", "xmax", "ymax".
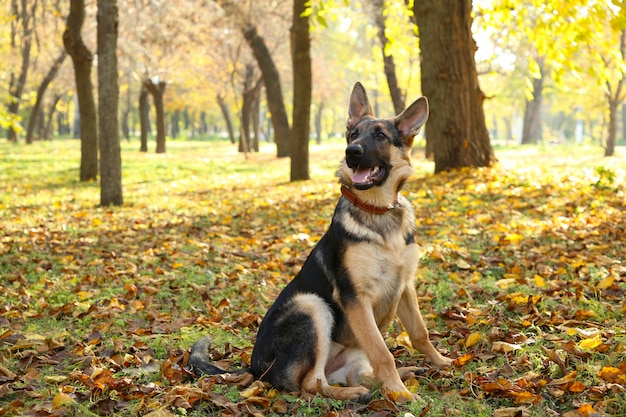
[{"xmin": 351, "ymin": 166, "xmax": 386, "ymax": 189}]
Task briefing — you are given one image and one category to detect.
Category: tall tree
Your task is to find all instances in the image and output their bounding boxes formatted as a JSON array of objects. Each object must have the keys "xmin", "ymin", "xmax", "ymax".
[
  {"xmin": 413, "ymin": 0, "xmax": 495, "ymax": 173},
  {"xmin": 139, "ymin": 86, "xmax": 149, "ymax": 152},
  {"xmin": 217, "ymin": 93, "xmax": 236, "ymax": 144},
  {"xmin": 601, "ymin": 29, "xmax": 626, "ymax": 157},
  {"xmin": 25, "ymin": 51, "xmax": 67, "ymax": 144},
  {"xmin": 521, "ymin": 58, "xmax": 544, "ymax": 144},
  {"xmin": 63, "ymin": 0, "xmax": 98, "ymax": 181},
  {"xmin": 239, "ymin": 64, "xmax": 262, "ymax": 153},
  {"xmin": 290, "ymin": 0, "xmax": 312, "ymax": 181},
  {"xmin": 216, "ymin": 0, "xmax": 291, "ymax": 158},
  {"xmin": 98, "ymin": 0, "xmax": 123, "ymax": 205},
  {"xmin": 372, "ymin": 0, "xmax": 405, "ymax": 115},
  {"xmin": 6, "ymin": 0, "xmax": 35, "ymax": 142},
  {"xmin": 143, "ymin": 77, "xmax": 167, "ymax": 153}
]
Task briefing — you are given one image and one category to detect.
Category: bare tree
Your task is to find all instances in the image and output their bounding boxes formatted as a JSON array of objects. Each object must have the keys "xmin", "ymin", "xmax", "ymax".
[
  {"xmin": 25, "ymin": 51, "xmax": 67, "ymax": 144},
  {"xmin": 215, "ymin": 0, "xmax": 291, "ymax": 158},
  {"xmin": 6, "ymin": 0, "xmax": 35, "ymax": 142},
  {"xmin": 63, "ymin": 0, "xmax": 98, "ymax": 181},
  {"xmin": 372, "ymin": 0, "xmax": 405, "ymax": 115},
  {"xmin": 98, "ymin": 0, "xmax": 123, "ymax": 205},
  {"xmin": 290, "ymin": 0, "xmax": 311, "ymax": 181},
  {"xmin": 143, "ymin": 77, "xmax": 167, "ymax": 153}
]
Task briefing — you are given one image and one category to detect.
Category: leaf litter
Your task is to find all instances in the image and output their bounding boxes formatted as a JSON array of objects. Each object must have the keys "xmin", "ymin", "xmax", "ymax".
[{"xmin": 0, "ymin": 142, "xmax": 625, "ymax": 416}]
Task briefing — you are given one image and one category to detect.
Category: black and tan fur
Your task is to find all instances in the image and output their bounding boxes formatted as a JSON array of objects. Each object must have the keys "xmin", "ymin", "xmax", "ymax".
[{"xmin": 189, "ymin": 82, "xmax": 452, "ymax": 402}]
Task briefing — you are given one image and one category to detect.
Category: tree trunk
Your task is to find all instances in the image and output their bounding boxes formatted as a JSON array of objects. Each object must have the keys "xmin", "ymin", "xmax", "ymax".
[
  {"xmin": 243, "ymin": 25, "xmax": 291, "ymax": 157},
  {"xmin": 121, "ymin": 81, "xmax": 131, "ymax": 141},
  {"xmin": 605, "ymin": 29, "xmax": 626, "ymax": 157},
  {"xmin": 251, "ymin": 87, "xmax": 261, "ymax": 152},
  {"xmin": 6, "ymin": 0, "xmax": 34, "ymax": 142},
  {"xmin": 217, "ymin": 94, "xmax": 236, "ymax": 144},
  {"xmin": 25, "ymin": 51, "xmax": 67, "ymax": 144},
  {"xmin": 314, "ymin": 101, "xmax": 324, "ymax": 144},
  {"xmin": 606, "ymin": 100, "xmax": 617, "ymax": 157},
  {"xmin": 200, "ymin": 111, "xmax": 208, "ymax": 135},
  {"xmin": 622, "ymin": 104, "xmax": 626, "ymax": 143},
  {"xmin": 64, "ymin": 0, "xmax": 99, "ymax": 181},
  {"xmin": 521, "ymin": 74, "xmax": 544, "ymax": 144},
  {"xmin": 139, "ymin": 86, "xmax": 149, "ymax": 152},
  {"xmin": 43, "ymin": 93, "xmax": 62, "ymax": 140},
  {"xmin": 171, "ymin": 110, "xmax": 180, "ymax": 138},
  {"xmin": 143, "ymin": 78, "xmax": 167, "ymax": 153},
  {"xmin": 98, "ymin": 0, "xmax": 123, "ymax": 206},
  {"xmin": 290, "ymin": 0, "xmax": 311, "ymax": 181},
  {"xmin": 373, "ymin": 0, "xmax": 405, "ymax": 115},
  {"xmin": 413, "ymin": 0, "xmax": 494, "ymax": 173}
]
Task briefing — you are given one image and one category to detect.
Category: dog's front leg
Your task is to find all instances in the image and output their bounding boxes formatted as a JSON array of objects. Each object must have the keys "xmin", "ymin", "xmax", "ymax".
[
  {"xmin": 397, "ymin": 285, "xmax": 453, "ymax": 368},
  {"xmin": 343, "ymin": 300, "xmax": 415, "ymax": 402}
]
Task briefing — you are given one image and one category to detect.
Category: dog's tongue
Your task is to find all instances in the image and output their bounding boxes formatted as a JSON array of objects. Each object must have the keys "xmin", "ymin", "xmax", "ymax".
[{"xmin": 351, "ymin": 167, "xmax": 371, "ymax": 184}]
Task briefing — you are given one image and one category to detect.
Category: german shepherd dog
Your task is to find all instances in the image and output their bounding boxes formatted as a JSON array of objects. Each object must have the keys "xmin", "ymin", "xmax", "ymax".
[{"xmin": 189, "ymin": 82, "xmax": 452, "ymax": 402}]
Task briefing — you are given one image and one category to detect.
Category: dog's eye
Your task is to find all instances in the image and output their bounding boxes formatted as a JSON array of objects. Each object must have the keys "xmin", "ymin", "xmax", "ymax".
[
  {"xmin": 375, "ymin": 131, "xmax": 386, "ymax": 140},
  {"xmin": 350, "ymin": 131, "xmax": 358, "ymax": 140}
]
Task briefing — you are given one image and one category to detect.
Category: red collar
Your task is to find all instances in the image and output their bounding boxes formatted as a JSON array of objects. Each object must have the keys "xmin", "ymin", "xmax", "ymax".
[{"xmin": 340, "ymin": 185, "xmax": 397, "ymax": 214}]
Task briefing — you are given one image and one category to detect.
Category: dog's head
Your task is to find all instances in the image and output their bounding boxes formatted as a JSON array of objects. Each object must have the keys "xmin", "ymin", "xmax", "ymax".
[{"xmin": 338, "ymin": 82, "xmax": 428, "ymax": 196}]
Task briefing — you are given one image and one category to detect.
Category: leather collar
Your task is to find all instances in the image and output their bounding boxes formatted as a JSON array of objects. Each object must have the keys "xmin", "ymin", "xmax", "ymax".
[{"xmin": 340, "ymin": 185, "xmax": 397, "ymax": 214}]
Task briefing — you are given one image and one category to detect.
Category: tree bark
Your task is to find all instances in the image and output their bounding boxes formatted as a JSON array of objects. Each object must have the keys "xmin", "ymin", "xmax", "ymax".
[
  {"xmin": 290, "ymin": 0, "xmax": 311, "ymax": 181},
  {"xmin": 171, "ymin": 110, "xmax": 180, "ymax": 138},
  {"xmin": 7, "ymin": 0, "xmax": 34, "ymax": 142},
  {"xmin": 139, "ymin": 86, "xmax": 149, "ymax": 152},
  {"xmin": 217, "ymin": 94, "xmax": 236, "ymax": 144},
  {"xmin": 251, "ymin": 87, "xmax": 261, "ymax": 152},
  {"xmin": 98, "ymin": 0, "xmax": 123, "ymax": 206},
  {"xmin": 413, "ymin": 0, "xmax": 494, "ymax": 173},
  {"xmin": 64, "ymin": 0, "xmax": 99, "ymax": 181},
  {"xmin": 606, "ymin": 100, "xmax": 618, "ymax": 157},
  {"xmin": 521, "ymin": 70, "xmax": 544, "ymax": 144},
  {"xmin": 622, "ymin": 104, "xmax": 626, "ymax": 144},
  {"xmin": 314, "ymin": 100, "xmax": 324, "ymax": 144},
  {"xmin": 605, "ymin": 29, "xmax": 626, "ymax": 157},
  {"xmin": 43, "ymin": 93, "xmax": 62, "ymax": 140},
  {"xmin": 373, "ymin": 0, "xmax": 405, "ymax": 115},
  {"xmin": 26, "ymin": 51, "xmax": 67, "ymax": 144},
  {"xmin": 239, "ymin": 64, "xmax": 254, "ymax": 153},
  {"xmin": 143, "ymin": 78, "xmax": 167, "ymax": 153},
  {"xmin": 243, "ymin": 25, "xmax": 291, "ymax": 157},
  {"xmin": 121, "ymin": 81, "xmax": 131, "ymax": 141}
]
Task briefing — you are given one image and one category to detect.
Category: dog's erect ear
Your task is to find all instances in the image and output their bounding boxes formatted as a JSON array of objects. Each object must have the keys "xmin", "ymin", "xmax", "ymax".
[
  {"xmin": 394, "ymin": 96, "xmax": 429, "ymax": 144},
  {"xmin": 347, "ymin": 82, "xmax": 374, "ymax": 130}
]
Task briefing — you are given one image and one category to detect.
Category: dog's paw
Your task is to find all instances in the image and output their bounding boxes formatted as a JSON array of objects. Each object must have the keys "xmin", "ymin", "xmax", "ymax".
[
  {"xmin": 385, "ymin": 388, "xmax": 420, "ymax": 403},
  {"xmin": 432, "ymin": 355, "xmax": 454, "ymax": 369}
]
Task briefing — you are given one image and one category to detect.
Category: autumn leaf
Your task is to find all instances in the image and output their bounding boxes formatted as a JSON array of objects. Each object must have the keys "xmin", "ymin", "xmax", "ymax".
[
  {"xmin": 465, "ymin": 332, "xmax": 482, "ymax": 348},
  {"xmin": 51, "ymin": 392, "xmax": 75, "ymax": 409},
  {"xmin": 597, "ymin": 366, "xmax": 626, "ymax": 384},
  {"xmin": 578, "ymin": 336, "xmax": 603, "ymax": 350}
]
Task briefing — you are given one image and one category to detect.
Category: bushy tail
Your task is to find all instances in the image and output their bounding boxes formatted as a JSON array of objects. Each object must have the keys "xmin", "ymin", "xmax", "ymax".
[{"xmin": 188, "ymin": 336, "xmax": 249, "ymax": 376}]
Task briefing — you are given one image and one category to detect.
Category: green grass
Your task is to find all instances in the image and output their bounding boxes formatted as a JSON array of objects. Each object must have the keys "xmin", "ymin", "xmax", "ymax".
[{"xmin": 1, "ymin": 138, "xmax": 625, "ymax": 416}]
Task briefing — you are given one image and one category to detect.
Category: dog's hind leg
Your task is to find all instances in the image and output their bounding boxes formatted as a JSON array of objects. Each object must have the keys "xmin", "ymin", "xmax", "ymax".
[{"xmin": 295, "ymin": 294, "xmax": 371, "ymax": 402}]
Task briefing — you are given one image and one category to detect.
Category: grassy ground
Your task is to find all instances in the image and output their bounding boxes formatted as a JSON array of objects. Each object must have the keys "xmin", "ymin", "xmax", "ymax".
[{"xmin": 1, "ymin": 139, "xmax": 625, "ymax": 417}]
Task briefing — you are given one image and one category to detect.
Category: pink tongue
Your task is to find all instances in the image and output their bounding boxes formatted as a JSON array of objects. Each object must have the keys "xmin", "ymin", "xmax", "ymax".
[{"xmin": 351, "ymin": 168, "xmax": 371, "ymax": 184}]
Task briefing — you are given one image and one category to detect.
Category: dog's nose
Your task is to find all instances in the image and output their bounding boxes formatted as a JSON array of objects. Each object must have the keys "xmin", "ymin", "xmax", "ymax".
[{"xmin": 346, "ymin": 144, "xmax": 364, "ymax": 158}]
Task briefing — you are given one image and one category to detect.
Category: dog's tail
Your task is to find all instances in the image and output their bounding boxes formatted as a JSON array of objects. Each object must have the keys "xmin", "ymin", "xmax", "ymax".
[{"xmin": 188, "ymin": 336, "xmax": 250, "ymax": 376}]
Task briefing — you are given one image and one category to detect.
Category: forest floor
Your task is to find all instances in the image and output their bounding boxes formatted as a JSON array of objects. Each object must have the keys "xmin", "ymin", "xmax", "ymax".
[{"xmin": 1, "ymin": 139, "xmax": 625, "ymax": 417}]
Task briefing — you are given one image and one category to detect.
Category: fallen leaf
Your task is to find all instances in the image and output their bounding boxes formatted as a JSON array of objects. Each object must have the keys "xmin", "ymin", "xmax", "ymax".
[
  {"xmin": 578, "ymin": 336, "xmax": 603, "ymax": 350},
  {"xmin": 492, "ymin": 341, "xmax": 522, "ymax": 353},
  {"xmin": 493, "ymin": 406, "xmax": 531, "ymax": 417},
  {"xmin": 51, "ymin": 392, "xmax": 75, "ymax": 409},
  {"xmin": 465, "ymin": 332, "xmax": 481, "ymax": 348}
]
